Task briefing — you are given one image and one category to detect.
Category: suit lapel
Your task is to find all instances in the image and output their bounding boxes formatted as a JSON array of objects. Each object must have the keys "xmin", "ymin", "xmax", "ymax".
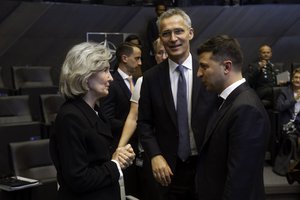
[
  {"xmin": 158, "ymin": 59, "xmax": 201, "ymax": 129},
  {"xmin": 114, "ymin": 71, "xmax": 131, "ymax": 99},
  {"xmin": 200, "ymin": 83, "xmax": 249, "ymax": 151},
  {"xmin": 159, "ymin": 60, "xmax": 177, "ymax": 126},
  {"xmin": 73, "ymin": 98, "xmax": 113, "ymax": 139}
]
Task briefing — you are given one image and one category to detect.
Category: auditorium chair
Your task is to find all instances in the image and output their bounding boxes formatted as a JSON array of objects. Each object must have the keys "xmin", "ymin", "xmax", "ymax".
[
  {"xmin": 267, "ymin": 86, "xmax": 285, "ymax": 165},
  {"xmin": 9, "ymin": 139, "xmax": 57, "ymax": 200},
  {"xmin": 291, "ymin": 62, "xmax": 300, "ymax": 72},
  {"xmin": 273, "ymin": 62, "xmax": 285, "ymax": 74},
  {"xmin": 0, "ymin": 95, "xmax": 44, "ymax": 176},
  {"xmin": 12, "ymin": 66, "xmax": 59, "ymax": 122},
  {"xmin": 12, "ymin": 66, "xmax": 56, "ymax": 91},
  {"xmin": 40, "ymin": 94, "xmax": 65, "ymax": 137},
  {"xmin": 0, "ymin": 66, "xmax": 12, "ymax": 96}
]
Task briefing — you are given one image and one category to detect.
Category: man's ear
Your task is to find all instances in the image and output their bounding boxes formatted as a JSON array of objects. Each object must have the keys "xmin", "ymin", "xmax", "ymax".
[
  {"xmin": 121, "ymin": 54, "xmax": 127, "ymax": 63},
  {"xmin": 223, "ymin": 60, "xmax": 232, "ymax": 74},
  {"xmin": 188, "ymin": 27, "xmax": 194, "ymax": 40}
]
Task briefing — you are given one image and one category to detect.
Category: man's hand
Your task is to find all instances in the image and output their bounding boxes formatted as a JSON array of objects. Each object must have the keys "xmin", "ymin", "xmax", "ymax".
[
  {"xmin": 258, "ymin": 60, "xmax": 267, "ymax": 69},
  {"xmin": 295, "ymin": 90, "xmax": 300, "ymax": 101},
  {"xmin": 151, "ymin": 155, "xmax": 173, "ymax": 186}
]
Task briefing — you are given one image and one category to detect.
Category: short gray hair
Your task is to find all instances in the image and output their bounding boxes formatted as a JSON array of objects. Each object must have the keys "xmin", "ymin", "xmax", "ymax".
[
  {"xmin": 59, "ymin": 42, "xmax": 111, "ymax": 99},
  {"xmin": 156, "ymin": 8, "xmax": 192, "ymax": 32}
]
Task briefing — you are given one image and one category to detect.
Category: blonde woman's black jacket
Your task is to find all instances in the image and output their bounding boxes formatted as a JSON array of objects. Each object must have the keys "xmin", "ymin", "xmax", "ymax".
[{"xmin": 50, "ymin": 97, "xmax": 121, "ymax": 200}]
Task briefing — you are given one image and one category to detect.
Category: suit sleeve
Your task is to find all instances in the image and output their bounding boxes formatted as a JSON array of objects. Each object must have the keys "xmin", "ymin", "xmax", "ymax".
[
  {"xmin": 275, "ymin": 87, "xmax": 296, "ymax": 112},
  {"xmin": 244, "ymin": 64, "xmax": 260, "ymax": 88},
  {"xmin": 55, "ymin": 112, "xmax": 120, "ymax": 193},
  {"xmin": 223, "ymin": 105, "xmax": 269, "ymax": 199},
  {"xmin": 137, "ymin": 74, "xmax": 162, "ymax": 158}
]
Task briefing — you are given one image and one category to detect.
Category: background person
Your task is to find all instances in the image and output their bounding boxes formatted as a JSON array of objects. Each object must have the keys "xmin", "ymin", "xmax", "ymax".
[
  {"xmin": 100, "ymin": 42, "xmax": 142, "ymax": 198},
  {"xmin": 118, "ymin": 38, "xmax": 167, "ymax": 148},
  {"xmin": 273, "ymin": 68, "xmax": 300, "ymax": 178},
  {"xmin": 244, "ymin": 44, "xmax": 283, "ymax": 107},
  {"xmin": 124, "ymin": 34, "xmax": 143, "ymax": 77},
  {"xmin": 276, "ymin": 68, "xmax": 300, "ymax": 131},
  {"xmin": 146, "ymin": 2, "xmax": 167, "ymax": 57},
  {"xmin": 125, "ymin": 34, "xmax": 142, "ymax": 47},
  {"xmin": 118, "ymin": 37, "xmax": 167, "ymax": 200},
  {"xmin": 196, "ymin": 35, "xmax": 269, "ymax": 200},
  {"xmin": 50, "ymin": 42, "xmax": 135, "ymax": 200}
]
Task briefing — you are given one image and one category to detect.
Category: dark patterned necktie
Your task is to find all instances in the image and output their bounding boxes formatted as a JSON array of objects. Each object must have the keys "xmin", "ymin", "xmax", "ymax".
[{"xmin": 176, "ymin": 65, "xmax": 190, "ymax": 161}]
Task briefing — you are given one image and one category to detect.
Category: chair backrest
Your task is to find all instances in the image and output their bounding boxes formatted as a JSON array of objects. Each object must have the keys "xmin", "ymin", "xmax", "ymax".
[
  {"xmin": 9, "ymin": 139, "xmax": 56, "ymax": 182},
  {"xmin": 273, "ymin": 62, "xmax": 285, "ymax": 74},
  {"xmin": 0, "ymin": 66, "xmax": 4, "ymax": 88},
  {"xmin": 0, "ymin": 95, "xmax": 33, "ymax": 124},
  {"xmin": 12, "ymin": 66, "xmax": 54, "ymax": 90},
  {"xmin": 291, "ymin": 62, "xmax": 300, "ymax": 72},
  {"xmin": 0, "ymin": 66, "xmax": 12, "ymax": 96},
  {"xmin": 40, "ymin": 94, "xmax": 65, "ymax": 125}
]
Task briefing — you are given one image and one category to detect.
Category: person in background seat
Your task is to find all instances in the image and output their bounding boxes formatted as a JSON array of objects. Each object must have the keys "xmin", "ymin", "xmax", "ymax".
[
  {"xmin": 276, "ymin": 68, "xmax": 300, "ymax": 130},
  {"xmin": 244, "ymin": 45, "xmax": 283, "ymax": 107}
]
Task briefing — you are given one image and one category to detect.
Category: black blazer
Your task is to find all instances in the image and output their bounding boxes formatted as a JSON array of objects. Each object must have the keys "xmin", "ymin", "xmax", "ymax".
[
  {"xmin": 275, "ymin": 85, "xmax": 296, "ymax": 126},
  {"xmin": 100, "ymin": 71, "xmax": 132, "ymax": 149},
  {"xmin": 50, "ymin": 97, "xmax": 121, "ymax": 200},
  {"xmin": 197, "ymin": 83, "xmax": 270, "ymax": 200},
  {"xmin": 138, "ymin": 58, "xmax": 216, "ymax": 171}
]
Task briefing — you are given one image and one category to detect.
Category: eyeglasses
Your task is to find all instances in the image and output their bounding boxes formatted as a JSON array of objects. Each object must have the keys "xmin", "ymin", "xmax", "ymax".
[{"xmin": 160, "ymin": 28, "xmax": 187, "ymax": 39}]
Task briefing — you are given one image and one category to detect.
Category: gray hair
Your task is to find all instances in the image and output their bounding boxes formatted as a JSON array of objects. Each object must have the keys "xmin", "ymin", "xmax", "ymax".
[
  {"xmin": 59, "ymin": 42, "xmax": 111, "ymax": 99},
  {"xmin": 156, "ymin": 8, "xmax": 192, "ymax": 32}
]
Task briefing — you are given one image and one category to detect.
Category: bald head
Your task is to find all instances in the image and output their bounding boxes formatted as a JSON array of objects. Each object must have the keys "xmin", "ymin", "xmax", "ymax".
[{"xmin": 259, "ymin": 45, "xmax": 272, "ymax": 61}]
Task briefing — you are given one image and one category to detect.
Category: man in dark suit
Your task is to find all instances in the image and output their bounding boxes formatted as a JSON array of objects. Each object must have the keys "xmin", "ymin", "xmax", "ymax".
[
  {"xmin": 243, "ymin": 45, "xmax": 284, "ymax": 107},
  {"xmin": 146, "ymin": 2, "xmax": 167, "ymax": 57},
  {"xmin": 101, "ymin": 42, "xmax": 142, "ymax": 149},
  {"xmin": 101, "ymin": 42, "xmax": 142, "ymax": 197},
  {"xmin": 196, "ymin": 35, "xmax": 270, "ymax": 200},
  {"xmin": 138, "ymin": 8, "xmax": 216, "ymax": 200}
]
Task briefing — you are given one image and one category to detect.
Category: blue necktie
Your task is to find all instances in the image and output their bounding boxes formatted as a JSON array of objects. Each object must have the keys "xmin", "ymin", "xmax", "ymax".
[{"xmin": 176, "ymin": 65, "xmax": 190, "ymax": 161}]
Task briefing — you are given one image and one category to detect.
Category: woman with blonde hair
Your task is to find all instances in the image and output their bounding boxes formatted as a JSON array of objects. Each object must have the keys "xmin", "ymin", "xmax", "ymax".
[{"xmin": 50, "ymin": 42, "xmax": 135, "ymax": 200}]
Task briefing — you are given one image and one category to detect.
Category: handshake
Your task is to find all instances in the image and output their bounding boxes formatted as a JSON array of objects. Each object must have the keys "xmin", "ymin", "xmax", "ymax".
[{"xmin": 112, "ymin": 144, "xmax": 135, "ymax": 169}]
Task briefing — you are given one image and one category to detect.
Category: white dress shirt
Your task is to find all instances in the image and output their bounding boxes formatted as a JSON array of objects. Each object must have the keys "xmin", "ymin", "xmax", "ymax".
[{"xmin": 168, "ymin": 53, "xmax": 197, "ymax": 156}]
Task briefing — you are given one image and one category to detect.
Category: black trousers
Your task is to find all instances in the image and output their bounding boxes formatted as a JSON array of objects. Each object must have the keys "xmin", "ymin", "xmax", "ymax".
[
  {"xmin": 159, "ymin": 156, "xmax": 198, "ymax": 200},
  {"xmin": 138, "ymin": 153, "xmax": 165, "ymax": 200}
]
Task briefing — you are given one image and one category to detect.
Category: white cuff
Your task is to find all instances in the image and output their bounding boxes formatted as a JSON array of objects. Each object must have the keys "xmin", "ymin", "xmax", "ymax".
[{"xmin": 111, "ymin": 159, "xmax": 123, "ymax": 179}]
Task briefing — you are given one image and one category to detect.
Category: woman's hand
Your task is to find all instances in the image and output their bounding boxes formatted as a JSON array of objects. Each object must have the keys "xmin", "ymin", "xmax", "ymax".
[{"xmin": 112, "ymin": 144, "xmax": 135, "ymax": 169}]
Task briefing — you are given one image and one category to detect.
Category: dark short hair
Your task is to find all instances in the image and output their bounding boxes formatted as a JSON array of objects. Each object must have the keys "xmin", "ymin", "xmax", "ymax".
[
  {"xmin": 124, "ymin": 34, "xmax": 142, "ymax": 46},
  {"xmin": 197, "ymin": 35, "xmax": 243, "ymax": 69},
  {"xmin": 116, "ymin": 42, "xmax": 140, "ymax": 64},
  {"xmin": 155, "ymin": 1, "xmax": 167, "ymax": 11}
]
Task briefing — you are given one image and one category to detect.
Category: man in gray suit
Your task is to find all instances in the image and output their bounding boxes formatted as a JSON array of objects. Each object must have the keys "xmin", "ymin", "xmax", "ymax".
[{"xmin": 196, "ymin": 35, "xmax": 270, "ymax": 200}]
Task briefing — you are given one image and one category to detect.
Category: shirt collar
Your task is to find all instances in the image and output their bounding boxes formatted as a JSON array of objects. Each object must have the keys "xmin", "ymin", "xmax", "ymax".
[
  {"xmin": 219, "ymin": 78, "xmax": 246, "ymax": 100},
  {"xmin": 169, "ymin": 53, "xmax": 192, "ymax": 73},
  {"xmin": 117, "ymin": 68, "xmax": 130, "ymax": 80}
]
